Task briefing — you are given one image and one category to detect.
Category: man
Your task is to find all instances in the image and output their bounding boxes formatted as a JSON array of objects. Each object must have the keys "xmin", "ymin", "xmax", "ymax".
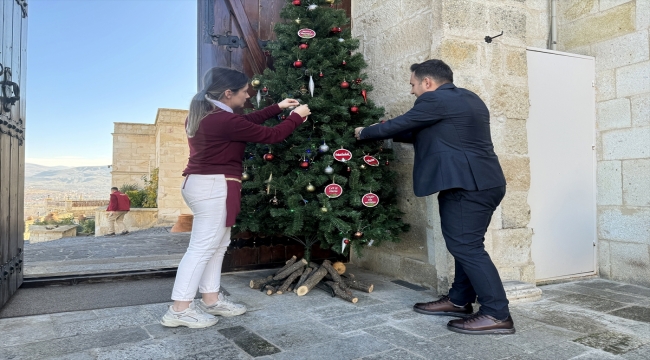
[
  {"xmin": 355, "ymin": 59, "xmax": 514, "ymax": 335},
  {"xmin": 106, "ymin": 187, "xmax": 131, "ymax": 236}
]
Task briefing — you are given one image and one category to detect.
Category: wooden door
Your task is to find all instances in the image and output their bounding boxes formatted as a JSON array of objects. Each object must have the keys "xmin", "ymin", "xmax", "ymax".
[
  {"xmin": 0, "ymin": 0, "xmax": 27, "ymax": 309},
  {"xmin": 197, "ymin": 0, "xmax": 350, "ymax": 270}
]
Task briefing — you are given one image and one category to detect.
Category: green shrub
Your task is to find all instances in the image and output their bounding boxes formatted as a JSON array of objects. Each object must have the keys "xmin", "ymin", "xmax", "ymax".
[
  {"xmin": 125, "ymin": 190, "xmax": 146, "ymax": 208},
  {"xmin": 119, "ymin": 183, "xmax": 140, "ymax": 193},
  {"xmin": 142, "ymin": 168, "xmax": 158, "ymax": 208}
]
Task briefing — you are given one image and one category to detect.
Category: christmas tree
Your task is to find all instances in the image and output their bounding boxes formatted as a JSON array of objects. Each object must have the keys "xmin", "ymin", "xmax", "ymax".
[{"xmin": 238, "ymin": 0, "xmax": 409, "ymax": 260}]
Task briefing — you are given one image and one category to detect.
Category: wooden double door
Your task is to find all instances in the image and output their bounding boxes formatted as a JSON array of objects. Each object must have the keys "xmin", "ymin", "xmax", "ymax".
[
  {"xmin": 197, "ymin": 0, "xmax": 351, "ymax": 270},
  {"xmin": 0, "ymin": 0, "xmax": 27, "ymax": 309}
]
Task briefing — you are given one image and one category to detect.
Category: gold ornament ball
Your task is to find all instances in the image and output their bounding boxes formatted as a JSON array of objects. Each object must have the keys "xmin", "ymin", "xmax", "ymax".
[
  {"xmin": 295, "ymin": 17, "xmax": 301, "ymax": 24},
  {"xmin": 306, "ymin": 183, "xmax": 316, "ymax": 192},
  {"xmin": 251, "ymin": 79, "xmax": 261, "ymax": 87},
  {"xmin": 321, "ymin": 207, "xmax": 328, "ymax": 212},
  {"xmin": 242, "ymin": 172, "xmax": 250, "ymax": 181},
  {"xmin": 325, "ymin": 0, "xmax": 335, "ymax": 3},
  {"xmin": 360, "ymin": 164, "xmax": 367, "ymax": 170}
]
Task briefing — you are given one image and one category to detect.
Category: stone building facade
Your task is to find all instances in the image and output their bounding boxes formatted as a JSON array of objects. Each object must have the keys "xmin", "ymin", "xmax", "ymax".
[
  {"xmin": 554, "ymin": 0, "xmax": 650, "ymax": 286},
  {"xmin": 350, "ymin": 0, "xmax": 648, "ymax": 292},
  {"xmin": 111, "ymin": 109, "xmax": 190, "ymax": 226}
]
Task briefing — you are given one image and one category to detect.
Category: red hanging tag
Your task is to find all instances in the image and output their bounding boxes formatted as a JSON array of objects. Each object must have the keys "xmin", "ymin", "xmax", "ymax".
[
  {"xmin": 362, "ymin": 193, "xmax": 379, "ymax": 207},
  {"xmin": 363, "ymin": 155, "xmax": 379, "ymax": 166}
]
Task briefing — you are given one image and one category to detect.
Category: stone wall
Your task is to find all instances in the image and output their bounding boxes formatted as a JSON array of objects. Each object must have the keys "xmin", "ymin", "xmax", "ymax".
[
  {"xmin": 154, "ymin": 109, "xmax": 191, "ymax": 225},
  {"xmin": 556, "ymin": 0, "xmax": 650, "ymax": 286},
  {"xmin": 111, "ymin": 123, "xmax": 156, "ymax": 188},
  {"xmin": 351, "ymin": 0, "xmax": 548, "ymax": 292},
  {"xmin": 29, "ymin": 225, "xmax": 77, "ymax": 243},
  {"xmin": 94, "ymin": 208, "xmax": 159, "ymax": 236}
]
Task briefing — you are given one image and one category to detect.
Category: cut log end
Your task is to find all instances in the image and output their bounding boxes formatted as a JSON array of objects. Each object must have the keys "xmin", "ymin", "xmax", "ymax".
[
  {"xmin": 332, "ymin": 261, "xmax": 346, "ymax": 275},
  {"xmin": 296, "ymin": 285, "xmax": 309, "ymax": 296},
  {"xmin": 351, "ymin": 297, "xmax": 358, "ymax": 304},
  {"xmin": 368, "ymin": 284, "xmax": 374, "ymax": 293}
]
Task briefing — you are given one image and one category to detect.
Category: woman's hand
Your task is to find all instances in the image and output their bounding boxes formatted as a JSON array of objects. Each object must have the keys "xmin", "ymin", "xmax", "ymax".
[
  {"xmin": 278, "ymin": 98, "xmax": 300, "ymax": 109},
  {"xmin": 293, "ymin": 104, "xmax": 311, "ymax": 118}
]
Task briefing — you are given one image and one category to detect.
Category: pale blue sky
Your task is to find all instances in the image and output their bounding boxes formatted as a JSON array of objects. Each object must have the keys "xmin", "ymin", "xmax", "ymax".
[{"xmin": 26, "ymin": 0, "xmax": 197, "ymax": 167}]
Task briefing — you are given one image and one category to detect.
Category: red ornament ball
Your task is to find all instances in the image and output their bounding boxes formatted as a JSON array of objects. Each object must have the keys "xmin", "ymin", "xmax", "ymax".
[
  {"xmin": 385, "ymin": 160, "xmax": 390, "ymax": 166},
  {"xmin": 263, "ymin": 153, "xmax": 274, "ymax": 161},
  {"xmin": 354, "ymin": 231, "xmax": 363, "ymax": 239},
  {"xmin": 340, "ymin": 80, "xmax": 350, "ymax": 89},
  {"xmin": 319, "ymin": 71, "xmax": 324, "ymax": 78},
  {"xmin": 294, "ymin": 60, "xmax": 303, "ymax": 68},
  {"xmin": 300, "ymin": 161, "xmax": 309, "ymax": 169},
  {"xmin": 355, "ymin": 78, "xmax": 362, "ymax": 84},
  {"xmin": 344, "ymin": 239, "xmax": 350, "ymax": 244},
  {"xmin": 281, "ymin": 115, "xmax": 286, "ymax": 120},
  {"xmin": 341, "ymin": 60, "xmax": 347, "ymax": 66},
  {"xmin": 299, "ymin": 43, "xmax": 309, "ymax": 50},
  {"xmin": 346, "ymin": 167, "xmax": 351, "ymax": 172},
  {"xmin": 350, "ymin": 106, "xmax": 359, "ymax": 114},
  {"xmin": 292, "ymin": 0, "xmax": 301, "ymax": 5},
  {"xmin": 262, "ymin": 87, "xmax": 268, "ymax": 92},
  {"xmin": 331, "ymin": 27, "xmax": 342, "ymax": 33}
]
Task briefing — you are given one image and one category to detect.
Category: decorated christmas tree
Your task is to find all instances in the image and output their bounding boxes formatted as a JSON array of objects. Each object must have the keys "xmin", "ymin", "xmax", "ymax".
[{"xmin": 238, "ymin": 0, "xmax": 409, "ymax": 260}]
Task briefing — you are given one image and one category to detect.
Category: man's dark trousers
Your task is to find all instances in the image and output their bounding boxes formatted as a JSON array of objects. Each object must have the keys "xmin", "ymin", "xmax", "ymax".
[{"xmin": 438, "ymin": 185, "xmax": 509, "ymax": 320}]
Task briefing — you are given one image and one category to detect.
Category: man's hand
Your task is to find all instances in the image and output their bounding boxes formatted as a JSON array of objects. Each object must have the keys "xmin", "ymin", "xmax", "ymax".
[
  {"xmin": 354, "ymin": 127, "xmax": 365, "ymax": 140},
  {"xmin": 278, "ymin": 98, "xmax": 300, "ymax": 109}
]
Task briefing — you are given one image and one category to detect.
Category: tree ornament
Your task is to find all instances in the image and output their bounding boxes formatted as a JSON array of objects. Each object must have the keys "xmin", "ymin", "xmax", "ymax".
[
  {"xmin": 360, "ymin": 164, "xmax": 366, "ymax": 170},
  {"xmin": 242, "ymin": 171, "xmax": 250, "ymax": 181},
  {"xmin": 308, "ymin": 4, "xmax": 318, "ymax": 10},
  {"xmin": 338, "ymin": 38, "xmax": 344, "ymax": 42},
  {"xmin": 331, "ymin": 27, "xmax": 342, "ymax": 33},
  {"xmin": 385, "ymin": 160, "xmax": 390, "ymax": 166},
  {"xmin": 308, "ymin": 75, "xmax": 315, "ymax": 97},
  {"xmin": 324, "ymin": 165, "xmax": 334, "ymax": 174},
  {"xmin": 333, "ymin": 148, "xmax": 353, "ymax": 162},
  {"xmin": 363, "ymin": 155, "xmax": 379, "ymax": 166},
  {"xmin": 298, "ymin": 28, "xmax": 316, "ymax": 39},
  {"xmin": 354, "ymin": 231, "xmax": 363, "ymax": 239},
  {"xmin": 346, "ymin": 166, "xmax": 351, "ymax": 172},
  {"xmin": 341, "ymin": 237, "xmax": 349, "ymax": 252},
  {"xmin": 251, "ymin": 79, "xmax": 261, "ymax": 87},
  {"xmin": 325, "ymin": 178, "xmax": 343, "ymax": 198},
  {"xmin": 262, "ymin": 86, "xmax": 268, "ymax": 93},
  {"xmin": 350, "ymin": 105, "xmax": 359, "ymax": 114},
  {"xmin": 263, "ymin": 153, "xmax": 274, "ymax": 161},
  {"xmin": 281, "ymin": 115, "xmax": 286, "ymax": 120},
  {"xmin": 355, "ymin": 78, "xmax": 363, "ymax": 84},
  {"xmin": 295, "ymin": 18, "xmax": 301, "ymax": 24},
  {"xmin": 264, "ymin": 50, "xmax": 271, "ymax": 56},
  {"xmin": 300, "ymin": 159, "xmax": 310, "ymax": 168},
  {"xmin": 321, "ymin": 207, "xmax": 328, "ymax": 212},
  {"xmin": 341, "ymin": 60, "xmax": 347, "ymax": 66},
  {"xmin": 256, "ymin": 90, "xmax": 262, "ymax": 108},
  {"xmin": 319, "ymin": 142, "xmax": 330, "ymax": 152},
  {"xmin": 362, "ymin": 192, "xmax": 380, "ymax": 207},
  {"xmin": 293, "ymin": 59, "xmax": 303, "ymax": 68},
  {"xmin": 300, "ymin": 85, "xmax": 309, "ymax": 95},
  {"xmin": 361, "ymin": 89, "xmax": 367, "ymax": 103},
  {"xmin": 340, "ymin": 80, "xmax": 350, "ymax": 89},
  {"xmin": 319, "ymin": 70, "xmax": 324, "ymax": 78},
  {"xmin": 306, "ymin": 183, "xmax": 316, "ymax": 192},
  {"xmin": 270, "ymin": 195, "xmax": 279, "ymax": 205},
  {"xmin": 292, "ymin": 0, "xmax": 301, "ymax": 5},
  {"xmin": 299, "ymin": 43, "xmax": 309, "ymax": 50}
]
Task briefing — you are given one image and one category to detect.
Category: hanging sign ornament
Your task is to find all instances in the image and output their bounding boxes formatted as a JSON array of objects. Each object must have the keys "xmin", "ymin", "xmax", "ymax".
[
  {"xmin": 325, "ymin": 177, "xmax": 343, "ymax": 198},
  {"xmin": 333, "ymin": 148, "xmax": 352, "ymax": 162},
  {"xmin": 362, "ymin": 192, "xmax": 379, "ymax": 207},
  {"xmin": 298, "ymin": 28, "xmax": 316, "ymax": 39},
  {"xmin": 363, "ymin": 155, "xmax": 379, "ymax": 166}
]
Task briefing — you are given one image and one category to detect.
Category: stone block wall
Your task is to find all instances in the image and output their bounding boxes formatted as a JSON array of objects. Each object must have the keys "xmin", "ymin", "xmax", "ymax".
[
  {"xmin": 111, "ymin": 123, "xmax": 156, "ymax": 188},
  {"xmin": 29, "ymin": 225, "xmax": 77, "ymax": 243},
  {"xmin": 154, "ymin": 109, "xmax": 191, "ymax": 225},
  {"xmin": 94, "ymin": 208, "xmax": 159, "ymax": 236},
  {"xmin": 351, "ymin": 0, "xmax": 548, "ymax": 292},
  {"xmin": 557, "ymin": 0, "xmax": 650, "ymax": 286}
]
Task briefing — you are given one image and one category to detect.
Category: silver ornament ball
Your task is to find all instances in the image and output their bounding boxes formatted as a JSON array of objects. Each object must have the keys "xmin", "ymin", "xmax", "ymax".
[
  {"xmin": 324, "ymin": 166, "xmax": 334, "ymax": 174},
  {"xmin": 319, "ymin": 143, "xmax": 330, "ymax": 152},
  {"xmin": 308, "ymin": 4, "xmax": 318, "ymax": 10}
]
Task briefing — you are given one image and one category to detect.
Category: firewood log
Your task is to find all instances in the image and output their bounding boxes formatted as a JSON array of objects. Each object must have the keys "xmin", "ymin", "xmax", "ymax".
[
  {"xmin": 344, "ymin": 278, "xmax": 374, "ymax": 293},
  {"xmin": 321, "ymin": 260, "xmax": 342, "ymax": 283},
  {"xmin": 294, "ymin": 266, "xmax": 313, "ymax": 292},
  {"xmin": 325, "ymin": 281, "xmax": 358, "ymax": 303},
  {"xmin": 277, "ymin": 268, "xmax": 303, "ymax": 294},
  {"xmin": 276, "ymin": 255, "xmax": 297, "ymax": 274},
  {"xmin": 264, "ymin": 285, "xmax": 276, "ymax": 295},
  {"xmin": 250, "ymin": 275, "xmax": 273, "ymax": 289},
  {"xmin": 332, "ymin": 261, "xmax": 346, "ymax": 275},
  {"xmin": 296, "ymin": 266, "xmax": 328, "ymax": 296},
  {"xmin": 273, "ymin": 259, "xmax": 308, "ymax": 280}
]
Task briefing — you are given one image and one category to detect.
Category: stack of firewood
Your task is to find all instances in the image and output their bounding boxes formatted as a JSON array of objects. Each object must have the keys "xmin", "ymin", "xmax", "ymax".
[{"xmin": 249, "ymin": 256, "xmax": 374, "ymax": 303}]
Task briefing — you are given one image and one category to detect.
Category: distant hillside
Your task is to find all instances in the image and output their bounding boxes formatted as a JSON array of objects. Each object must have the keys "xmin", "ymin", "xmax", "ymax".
[
  {"xmin": 25, "ymin": 164, "xmax": 111, "ymax": 192},
  {"xmin": 25, "ymin": 164, "xmax": 69, "ymax": 177}
]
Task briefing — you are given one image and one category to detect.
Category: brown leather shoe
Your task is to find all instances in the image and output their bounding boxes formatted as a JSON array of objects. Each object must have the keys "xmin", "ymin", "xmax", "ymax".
[
  {"xmin": 413, "ymin": 295, "xmax": 473, "ymax": 317},
  {"xmin": 447, "ymin": 313, "xmax": 515, "ymax": 335}
]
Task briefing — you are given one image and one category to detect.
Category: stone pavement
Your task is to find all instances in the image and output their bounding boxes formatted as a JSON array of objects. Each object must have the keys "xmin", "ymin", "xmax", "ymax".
[
  {"xmin": 24, "ymin": 227, "xmax": 189, "ymax": 278},
  {"xmin": 2, "ymin": 268, "xmax": 650, "ymax": 359}
]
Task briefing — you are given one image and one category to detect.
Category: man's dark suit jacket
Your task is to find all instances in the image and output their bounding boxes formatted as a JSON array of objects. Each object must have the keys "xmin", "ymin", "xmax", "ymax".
[{"xmin": 359, "ymin": 83, "xmax": 506, "ymax": 197}]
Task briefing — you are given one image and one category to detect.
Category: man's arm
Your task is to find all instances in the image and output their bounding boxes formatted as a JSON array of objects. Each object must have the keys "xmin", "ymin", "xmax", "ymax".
[{"xmin": 358, "ymin": 96, "xmax": 444, "ymax": 141}]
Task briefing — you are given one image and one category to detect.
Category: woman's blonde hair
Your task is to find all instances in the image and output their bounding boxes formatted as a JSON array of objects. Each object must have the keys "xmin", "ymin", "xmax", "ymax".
[{"xmin": 186, "ymin": 67, "xmax": 249, "ymax": 137}]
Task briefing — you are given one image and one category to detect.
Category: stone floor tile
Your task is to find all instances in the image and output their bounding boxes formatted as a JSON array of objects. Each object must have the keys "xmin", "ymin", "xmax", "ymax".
[
  {"xmin": 0, "ymin": 327, "xmax": 150, "ymax": 360},
  {"xmin": 253, "ymin": 319, "xmax": 342, "ymax": 351},
  {"xmin": 570, "ymin": 349, "xmax": 625, "ymax": 359},
  {"xmin": 538, "ymin": 288, "xmax": 575, "ymax": 300},
  {"xmin": 91, "ymin": 340, "xmax": 174, "ymax": 360},
  {"xmin": 358, "ymin": 348, "xmax": 426, "ymax": 360},
  {"xmin": 389, "ymin": 310, "xmax": 420, "ymax": 322},
  {"xmin": 523, "ymin": 341, "xmax": 593, "ymax": 360},
  {"xmin": 552, "ymin": 293, "xmax": 629, "ymax": 313},
  {"xmin": 427, "ymin": 332, "xmax": 528, "ymax": 360},
  {"xmin": 501, "ymin": 325, "xmax": 584, "ymax": 353},
  {"xmin": 43, "ymin": 351, "xmax": 96, "ymax": 360},
  {"xmin": 573, "ymin": 331, "xmax": 647, "ymax": 355},
  {"xmin": 155, "ymin": 331, "xmax": 230, "ymax": 358},
  {"xmin": 324, "ymin": 311, "xmax": 390, "ymax": 333},
  {"xmin": 611, "ymin": 285, "xmax": 650, "ymax": 299},
  {"xmin": 573, "ymin": 279, "xmax": 627, "ymax": 291},
  {"xmin": 609, "ymin": 306, "xmax": 650, "ymax": 324},
  {"xmin": 181, "ymin": 344, "xmax": 253, "ymax": 360},
  {"xmin": 308, "ymin": 302, "xmax": 366, "ymax": 320},
  {"xmin": 512, "ymin": 306, "xmax": 606, "ymax": 334},
  {"xmin": 622, "ymin": 343, "xmax": 650, "ymax": 359},
  {"xmin": 270, "ymin": 333, "xmax": 394, "ymax": 360},
  {"xmin": 49, "ymin": 310, "xmax": 99, "ymax": 325},
  {"xmin": 561, "ymin": 285, "xmax": 648, "ymax": 305},
  {"xmin": 0, "ymin": 314, "xmax": 56, "ymax": 347},
  {"xmin": 52, "ymin": 308, "xmax": 159, "ymax": 337},
  {"xmin": 218, "ymin": 326, "xmax": 281, "ymax": 357},
  {"xmin": 363, "ymin": 325, "xmax": 459, "ymax": 359},
  {"xmin": 390, "ymin": 315, "xmax": 455, "ymax": 339}
]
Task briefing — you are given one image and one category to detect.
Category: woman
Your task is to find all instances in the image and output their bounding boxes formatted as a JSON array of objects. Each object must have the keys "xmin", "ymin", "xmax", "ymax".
[{"xmin": 161, "ymin": 67, "xmax": 310, "ymax": 328}]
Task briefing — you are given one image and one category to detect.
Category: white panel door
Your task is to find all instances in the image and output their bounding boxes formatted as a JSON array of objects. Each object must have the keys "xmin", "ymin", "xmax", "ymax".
[{"xmin": 526, "ymin": 47, "xmax": 596, "ymax": 281}]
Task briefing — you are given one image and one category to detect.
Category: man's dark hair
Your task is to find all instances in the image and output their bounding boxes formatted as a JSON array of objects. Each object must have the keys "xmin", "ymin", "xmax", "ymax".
[
  {"xmin": 111, "ymin": 187, "xmax": 118, "ymax": 192},
  {"xmin": 410, "ymin": 59, "xmax": 453, "ymax": 84}
]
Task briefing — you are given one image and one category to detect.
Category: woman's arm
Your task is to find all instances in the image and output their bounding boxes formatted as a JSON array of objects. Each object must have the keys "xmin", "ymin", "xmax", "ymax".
[
  {"xmin": 228, "ymin": 113, "xmax": 304, "ymax": 144},
  {"xmin": 242, "ymin": 104, "xmax": 283, "ymax": 125}
]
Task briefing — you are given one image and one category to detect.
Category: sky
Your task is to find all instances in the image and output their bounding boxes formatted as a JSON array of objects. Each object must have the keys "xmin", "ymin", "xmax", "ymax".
[{"xmin": 26, "ymin": 0, "xmax": 197, "ymax": 167}]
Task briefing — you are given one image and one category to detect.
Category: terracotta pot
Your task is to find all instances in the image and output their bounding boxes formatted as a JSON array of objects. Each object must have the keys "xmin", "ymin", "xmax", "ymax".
[{"xmin": 171, "ymin": 214, "xmax": 194, "ymax": 233}]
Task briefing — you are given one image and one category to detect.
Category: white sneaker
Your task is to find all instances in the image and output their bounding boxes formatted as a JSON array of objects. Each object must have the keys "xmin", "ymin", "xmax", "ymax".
[
  {"xmin": 160, "ymin": 302, "xmax": 218, "ymax": 328},
  {"xmin": 197, "ymin": 292, "xmax": 247, "ymax": 317}
]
